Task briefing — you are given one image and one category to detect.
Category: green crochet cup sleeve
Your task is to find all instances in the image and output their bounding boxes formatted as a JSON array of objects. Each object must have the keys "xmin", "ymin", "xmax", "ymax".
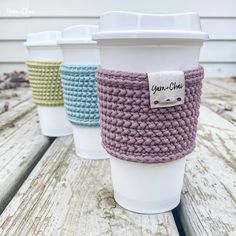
[
  {"xmin": 26, "ymin": 60, "xmax": 64, "ymax": 106},
  {"xmin": 60, "ymin": 64, "xmax": 100, "ymax": 127}
]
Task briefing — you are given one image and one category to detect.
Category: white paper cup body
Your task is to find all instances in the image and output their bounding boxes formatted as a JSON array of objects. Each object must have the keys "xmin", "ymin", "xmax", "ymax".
[
  {"xmin": 58, "ymin": 26, "xmax": 108, "ymax": 159},
  {"xmin": 37, "ymin": 106, "xmax": 72, "ymax": 137},
  {"xmin": 110, "ymin": 155, "xmax": 186, "ymax": 214},
  {"xmin": 98, "ymin": 40, "xmax": 202, "ymax": 72},
  {"xmin": 60, "ymin": 44, "xmax": 100, "ymax": 65},
  {"xmin": 72, "ymin": 125, "xmax": 109, "ymax": 159},
  {"xmin": 25, "ymin": 41, "xmax": 72, "ymax": 137},
  {"xmin": 93, "ymin": 12, "xmax": 208, "ymax": 213}
]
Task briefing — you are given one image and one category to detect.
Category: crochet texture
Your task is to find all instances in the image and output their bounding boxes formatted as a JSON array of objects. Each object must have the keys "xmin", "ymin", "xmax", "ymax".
[
  {"xmin": 60, "ymin": 64, "xmax": 99, "ymax": 126},
  {"xmin": 96, "ymin": 66, "xmax": 204, "ymax": 163},
  {"xmin": 27, "ymin": 60, "xmax": 64, "ymax": 106}
]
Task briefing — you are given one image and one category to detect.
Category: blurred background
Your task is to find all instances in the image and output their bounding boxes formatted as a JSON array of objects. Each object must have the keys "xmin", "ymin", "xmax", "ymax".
[{"xmin": 0, "ymin": 0, "xmax": 235, "ymax": 77}]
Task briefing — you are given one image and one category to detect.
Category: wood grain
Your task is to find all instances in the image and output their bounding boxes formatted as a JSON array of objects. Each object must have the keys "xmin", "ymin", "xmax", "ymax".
[
  {"xmin": 0, "ymin": 136, "xmax": 179, "ymax": 236},
  {"xmin": 0, "ymin": 109, "xmax": 51, "ymax": 213},
  {"xmin": 178, "ymin": 106, "xmax": 236, "ymax": 236},
  {"xmin": 0, "ymin": 98, "xmax": 35, "ymax": 132},
  {"xmin": 202, "ymin": 78, "xmax": 236, "ymax": 125},
  {"xmin": 207, "ymin": 77, "xmax": 236, "ymax": 94},
  {"xmin": 0, "ymin": 88, "xmax": 31, "ymax": 114}
]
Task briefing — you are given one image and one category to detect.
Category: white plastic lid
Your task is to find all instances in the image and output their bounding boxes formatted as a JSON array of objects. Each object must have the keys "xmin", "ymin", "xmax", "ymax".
[
  {"xmin": 58, "ymin": 25, "xmax": 98, "ymax": 45},
  {"xmin": 24, "ymin": 31, "xmax": 62, "ymax": 46},
  {"xmin": 92, "ymin": 11, "xmax": 209, "ymax": 41}
]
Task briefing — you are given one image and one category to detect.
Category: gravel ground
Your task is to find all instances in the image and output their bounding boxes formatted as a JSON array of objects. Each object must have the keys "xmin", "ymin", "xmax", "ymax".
[
  {"xmin": 0, "ymin": 71, "xmax": 29, "ymax": 90},
  {"xmin": 0, "ymin": 71, "xmax": 30, "ymax": 113}
]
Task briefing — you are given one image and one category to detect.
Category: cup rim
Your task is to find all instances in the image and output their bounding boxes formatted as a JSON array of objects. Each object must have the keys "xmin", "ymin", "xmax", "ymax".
[
  {"xmin": 93, "ymin": 30, "xmax": 209, "ymax": 41},
  {"xmin": 57, "ymin": 39, "xmax": 97, "ymax": 45}
]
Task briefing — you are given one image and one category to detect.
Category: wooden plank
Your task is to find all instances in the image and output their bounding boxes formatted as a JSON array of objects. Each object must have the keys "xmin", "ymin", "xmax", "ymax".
[
  {"xmin": 0, "ymin": 98, "xmax": 35, "ymax": 132},
  {"xmin": 0, "ymin": 88, "xmax": 31, "ymax": 115},
  {"xmin": 207, "ymin": 77, "xmax": 236, "ymax": 93},
  {"xmin": 202, "ymin": 78, "xmax": 236, "ymax": 124},
  {"xmin": 0, "ymin": 136, "xmax": 179, "ymax": 236},
  {"xmin": 0, "ymin": 109, "xmax": 51, "ymax": 213},
  {"xmin": 178, "ymin": 106, "xmax": 236, "ymax": 236}
]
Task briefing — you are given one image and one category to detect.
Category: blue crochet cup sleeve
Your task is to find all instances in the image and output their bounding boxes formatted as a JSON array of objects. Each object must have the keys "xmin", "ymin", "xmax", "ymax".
[{"xmin": 60, "ymin": 64, "xmax": 100, "ymax": 127}]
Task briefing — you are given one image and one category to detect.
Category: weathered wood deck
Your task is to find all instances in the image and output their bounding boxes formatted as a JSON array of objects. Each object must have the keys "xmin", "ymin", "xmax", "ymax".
[{"xmin": 0, "ymin": 78, "xmax": 235, "ymax": 236}]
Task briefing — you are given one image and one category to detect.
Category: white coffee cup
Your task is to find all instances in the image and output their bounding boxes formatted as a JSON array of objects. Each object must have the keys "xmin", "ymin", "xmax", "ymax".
[
  {"xmin": 93, "ymin": 11, "xmax": 208, "ymax": 213},
  {"xmin": 58, "ymin": 25, "xmax": 109, "ymax": 160},
  {"xmin": 24, "ymin": 31, "xmax": 72, "ymax": 137}
]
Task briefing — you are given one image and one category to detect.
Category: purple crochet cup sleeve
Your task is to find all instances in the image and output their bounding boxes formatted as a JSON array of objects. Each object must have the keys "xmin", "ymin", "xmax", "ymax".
[{"xmin": 96, "ymin": 66, "xmax": 204, "ymax": 163}]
